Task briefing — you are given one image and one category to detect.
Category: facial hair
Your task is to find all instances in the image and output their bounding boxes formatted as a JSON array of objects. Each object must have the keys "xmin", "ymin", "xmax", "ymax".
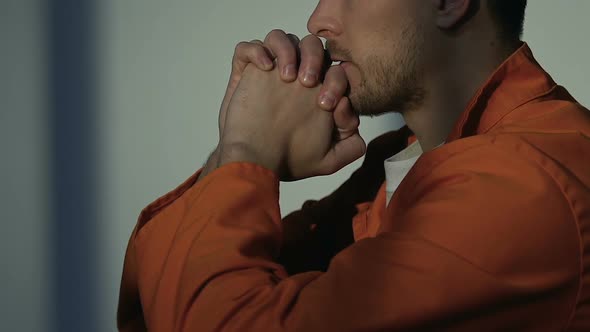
[{"xmin": 328, "ymin": 21, "xmax": 426, "ymax": 117}]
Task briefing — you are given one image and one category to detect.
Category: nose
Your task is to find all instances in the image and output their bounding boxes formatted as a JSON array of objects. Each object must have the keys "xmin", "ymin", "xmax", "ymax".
[{"xmin": 307, "ymin": 0, "xmax": 343, "ymax": 39}]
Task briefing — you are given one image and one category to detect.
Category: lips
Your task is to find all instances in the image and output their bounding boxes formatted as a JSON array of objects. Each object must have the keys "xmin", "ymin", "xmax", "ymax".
[
  {"xmin": 340, "ymin": 61, "xmax": 352, "ymax": 69},
  {"xmin": 328, "ymin": 52, "xmax": 353, "ymax": 69},
  {"xmin": 329, "ymin": 55, "xmax": 351, "ymax": 65}
]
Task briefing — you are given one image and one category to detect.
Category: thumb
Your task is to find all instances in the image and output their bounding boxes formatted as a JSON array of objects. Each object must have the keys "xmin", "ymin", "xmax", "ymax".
[
  {"xmin": 333, "ymin": 96, "xmax": 360, "ymax": 141},
  {"xmin": 316, "ymin": 97, "xmax": 366, "ymax": 175},
  {"xmin": 318, "ymin": 132, "xmax": 366, "ymax": 175}
]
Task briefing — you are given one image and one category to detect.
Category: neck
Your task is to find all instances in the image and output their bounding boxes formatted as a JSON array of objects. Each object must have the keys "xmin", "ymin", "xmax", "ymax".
[{"xmin": 402, "ymin": 37, "xmax": 522, "ymax": 152}]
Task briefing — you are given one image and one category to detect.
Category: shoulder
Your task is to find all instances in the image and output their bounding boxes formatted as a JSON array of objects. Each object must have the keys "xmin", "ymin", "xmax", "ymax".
[
  {"xmin": 409, "ymin": 132, "xmax": 588, "ymax": 195},
  {"xmin": 389, "ymin": 133, "xmax": 581, "ymax": 280}
]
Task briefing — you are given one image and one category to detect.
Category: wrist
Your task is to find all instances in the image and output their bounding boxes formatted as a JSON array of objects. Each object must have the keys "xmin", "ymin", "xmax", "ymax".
[{"xmin": 218, "ymin": 142, "xmax": 281, "ymax": 174}]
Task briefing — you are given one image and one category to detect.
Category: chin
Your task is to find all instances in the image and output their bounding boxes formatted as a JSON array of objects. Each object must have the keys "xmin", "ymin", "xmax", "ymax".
[{"xmin": 349, "ymin": 90, "xmax": 396, "ymax": 117}]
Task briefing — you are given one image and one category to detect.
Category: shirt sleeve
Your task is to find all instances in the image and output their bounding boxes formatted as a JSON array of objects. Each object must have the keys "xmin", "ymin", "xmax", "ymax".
[{"xmin": 118, "ymin": 143, "xmax": 579, "ymax": 332}]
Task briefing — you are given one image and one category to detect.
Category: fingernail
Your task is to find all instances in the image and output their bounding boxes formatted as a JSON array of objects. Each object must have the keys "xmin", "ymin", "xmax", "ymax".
[
  {"xmin": 283, "ymin": 64, "xmax": 297, "ymax": 78},
  {"xmin": 262, "ymin": 57, "xmax": 273, "ymax": 68},
  {"xmin": 303, "ymin": 70, "xmax": 318, "ymax": 85},
  {"xmin": 320, "ymin": 93, "xmax": 336, "ymax": 109}
]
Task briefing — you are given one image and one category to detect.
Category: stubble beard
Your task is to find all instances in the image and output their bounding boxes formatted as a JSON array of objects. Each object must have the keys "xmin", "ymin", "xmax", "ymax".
[{"xmin": 350, "ymin": 24, "xmax": 426, "ymax": 117}]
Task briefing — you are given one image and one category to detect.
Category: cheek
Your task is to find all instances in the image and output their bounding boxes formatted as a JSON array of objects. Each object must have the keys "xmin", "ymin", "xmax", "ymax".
[
  {"xmin": 344, "ymin": 54, "xmax": 381, "ymax": 90},
  {"xmin": 346, "ymin": 28, "xmax": 398, "ymax": 89}
]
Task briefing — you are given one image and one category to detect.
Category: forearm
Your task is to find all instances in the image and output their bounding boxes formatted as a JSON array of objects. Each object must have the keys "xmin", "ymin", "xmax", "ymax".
[{"xmin": 198, "ymin": 141, "xmax": 282, "ymax": 183}]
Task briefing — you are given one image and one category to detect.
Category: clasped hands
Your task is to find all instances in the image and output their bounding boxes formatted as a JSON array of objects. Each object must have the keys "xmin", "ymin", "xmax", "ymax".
[{"xmin": 203, "ymin": 30, "xmax": 366, "ymax": 181}]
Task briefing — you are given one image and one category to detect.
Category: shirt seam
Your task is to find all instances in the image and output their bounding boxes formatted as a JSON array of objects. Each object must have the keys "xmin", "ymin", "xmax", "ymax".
[{"xmin": 504, "ymin": 138, "xmax": 583, "ymax": 332}]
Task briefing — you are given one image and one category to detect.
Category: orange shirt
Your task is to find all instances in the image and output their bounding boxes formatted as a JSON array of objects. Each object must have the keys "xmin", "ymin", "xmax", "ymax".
[{"xmin": 118, "ymin": 43, "xmax": 590, "ymax": 331}]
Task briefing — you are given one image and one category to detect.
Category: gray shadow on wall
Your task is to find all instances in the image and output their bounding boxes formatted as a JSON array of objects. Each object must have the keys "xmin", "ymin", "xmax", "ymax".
[{"xmin": 48, "ymin": 0, "xmax": 100, "ymax": 331}]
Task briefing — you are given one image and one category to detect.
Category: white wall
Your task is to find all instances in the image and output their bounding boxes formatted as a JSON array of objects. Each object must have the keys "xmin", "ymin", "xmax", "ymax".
[
  {"xmin": 523, "ymin": 1, "xmax": 590, "ymax": 106},
  {"xmin": 0, "ymin": 0, "xmax": 50, "ymax": 331},
  {"xmin": 93, "ymin": 1, "xmax": 589, "ymax": 331}
]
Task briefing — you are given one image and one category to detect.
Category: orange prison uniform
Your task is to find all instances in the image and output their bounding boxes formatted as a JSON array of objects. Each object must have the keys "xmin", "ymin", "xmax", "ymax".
[{"xmin": 117, "ymin": 43, "xmax": 590, "ymax": 331}]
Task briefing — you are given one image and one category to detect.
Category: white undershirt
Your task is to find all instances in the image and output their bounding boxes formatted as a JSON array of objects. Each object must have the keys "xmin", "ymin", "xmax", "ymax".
[{"xmin": 384, "ymin": 140, "xmax": 444, "ymax": 206}]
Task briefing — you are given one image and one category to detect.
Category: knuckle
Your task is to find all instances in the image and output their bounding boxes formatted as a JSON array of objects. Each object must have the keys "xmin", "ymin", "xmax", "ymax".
[
  {"xmin": 266, "ymin": 29, "xmax": 287, "ymax": 42},
  {"xmin": 325, "ymin": 73, "xmax": 347, "ymax": 91},
  {"xmin": 300, "ymin": 42, "xmax": 324, "ymax": 65},
  {"xmin": 234, "ymin": 41, "xmax": 268, "ymax": 62},
  {"xmin": 250, "ymin": 43, "xmax": 266, "ymax": 55},
  {"xmin": 328, "ymin": 65, "xmax": 346, "ymax": 78},
  {"xmin": 300, "ymin": 34, "xmax": 319, "ymax": 44},
  {"xmin": 286, "ymin": 33, "xmax": 300, "ymax": 44},
  {"xmin": 234, "ymin": 41, "xmax": 250, "ymax": 53},
  {"xmin": 300, "ymin": 35, "xmax": 323, "ymax": 50},
  {"xmin": 275, "ymin": 46, "xmax": 297, "ymax": 61}
]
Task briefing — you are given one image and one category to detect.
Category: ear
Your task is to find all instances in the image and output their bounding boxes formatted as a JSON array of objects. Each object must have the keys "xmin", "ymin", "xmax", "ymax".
[{"xmin": 433, "ymin": 0, "xmax": 472, "ymax": 29}]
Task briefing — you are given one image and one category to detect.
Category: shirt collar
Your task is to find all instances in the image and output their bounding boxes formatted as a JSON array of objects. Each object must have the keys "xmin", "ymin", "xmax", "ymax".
[{"xmin": 445, "ymin": 42, "xmax": 558, "ymax": 142}]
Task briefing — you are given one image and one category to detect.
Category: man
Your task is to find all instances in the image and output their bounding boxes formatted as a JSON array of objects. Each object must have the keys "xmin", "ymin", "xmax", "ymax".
[{"xmin": 118, "ymin": 0, "xmax": 590, "ymax": 330}]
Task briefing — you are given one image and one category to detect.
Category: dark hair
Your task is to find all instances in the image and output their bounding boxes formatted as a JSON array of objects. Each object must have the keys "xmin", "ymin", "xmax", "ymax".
[{"xmin": 487, "ymin": 0, "xmax": 527, "ymax": 40}]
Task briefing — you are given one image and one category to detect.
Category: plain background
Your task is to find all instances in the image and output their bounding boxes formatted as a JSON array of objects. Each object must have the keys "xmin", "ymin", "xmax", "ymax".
[{"xmin": 2, "ymin": 1, "xmax": 589, "ymax": 331}]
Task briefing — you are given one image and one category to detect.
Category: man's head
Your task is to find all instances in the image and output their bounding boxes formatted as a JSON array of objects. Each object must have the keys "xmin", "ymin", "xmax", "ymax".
[
  {"xmin": 308, "ymin": 0, "xmax": 527, "ymax": 116},
  {"xmin": 488, "ymin": 0, "xmax": 527, "ymax": 42}
]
